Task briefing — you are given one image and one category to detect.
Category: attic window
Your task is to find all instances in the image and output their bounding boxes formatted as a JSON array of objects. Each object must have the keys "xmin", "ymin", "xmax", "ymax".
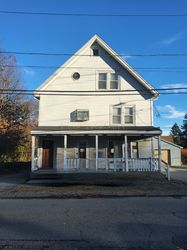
[
  {"xmin": 93, "ymin": 48, "xmax": 99, "ymax": 56},
  {"xmin": 92, "ymin": 44, "xmax": 99, "ymax": 56}
]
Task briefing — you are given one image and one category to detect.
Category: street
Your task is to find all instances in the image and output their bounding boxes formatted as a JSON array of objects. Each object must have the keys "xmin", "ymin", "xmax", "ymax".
[{"xmin": 0, "ymin": 197, "xmax": 187, "ymax": 249}]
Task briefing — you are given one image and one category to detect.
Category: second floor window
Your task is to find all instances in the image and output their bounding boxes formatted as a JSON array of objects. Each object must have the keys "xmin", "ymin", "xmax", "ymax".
[
  {"xmin": 98, "ymin": 72, "xmax": 119, "ymax": 90},
  {"xmin": 124, "ymin": 107, "xmax": 134, "ymax": 124},
  {"xmin": 112, "ymin": 106, "xmax": 134, "ymax": 125},
  {"xmin": 112, "ymin": 107, "xmax": 121, "ymax": 124}
]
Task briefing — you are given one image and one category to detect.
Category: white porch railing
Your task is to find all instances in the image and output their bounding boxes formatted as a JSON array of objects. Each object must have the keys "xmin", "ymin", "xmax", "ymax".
[{"xmin": 63, "ymin": 158, "xmax": 159, "ymax": 172}]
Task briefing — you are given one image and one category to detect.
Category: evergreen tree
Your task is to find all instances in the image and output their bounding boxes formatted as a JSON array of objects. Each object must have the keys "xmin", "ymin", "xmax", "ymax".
[
  {"xmin": 170, "ymin": 122, "xmax": 182, "ymax": 145},
  {"xmin": 181, "ymin": 113, "xmax": 187, "ymax": 147}
]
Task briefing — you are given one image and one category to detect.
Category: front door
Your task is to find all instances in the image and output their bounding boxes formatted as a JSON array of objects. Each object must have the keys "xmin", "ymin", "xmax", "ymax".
[{"xmin": 42, "ymin": 140, "xmax": 53, "ymax": 169}]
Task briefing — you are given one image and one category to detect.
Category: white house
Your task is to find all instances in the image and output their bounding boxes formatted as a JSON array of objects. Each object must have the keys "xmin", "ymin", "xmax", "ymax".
[{"xmin": 31, "ymin": 34, "xmax": 162, "ymax": 173}]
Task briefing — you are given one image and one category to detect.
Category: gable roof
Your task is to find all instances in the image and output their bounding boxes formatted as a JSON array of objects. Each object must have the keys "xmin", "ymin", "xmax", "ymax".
[
  {"xmin": 161, "ymin": 138, "xmax": 183, "ymax": 149},
  {"xmin": 34, "ymin": 34, "xmax": 159, "ymax": 97}
]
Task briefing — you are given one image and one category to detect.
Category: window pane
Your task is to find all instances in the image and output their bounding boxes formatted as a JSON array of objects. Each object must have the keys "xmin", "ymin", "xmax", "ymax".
[
  {"xmin": 99, "ymin": 73, "xmax": 107, "ymax": 81},
  {"xmin": 125, "ymin": 107, "xmax": 133, "ymax": 115},
  {"xmin": 125, "ymin": 115, "xmax": 133, "ymax": 124},
  {"xmin": 99, "ymin": 81, "xmax": 107, "ymax": 89},
  {"xmin": 112, "ymin": 107, "xmax": 121, "ymax": 124},
  {"xmin": 110, "ymin": 73, "xmax": 118, "ymax": 81},
  {"xmin": 110, "ymin": 81, "xmax": 118, "ymax": 89},
  {"xmin": 113, "ymin": 107, "xmax": 121, "ymax": 116},
  {"xmin": 113, "ymin": 116, "xmax": 121, "ymax": 124}
]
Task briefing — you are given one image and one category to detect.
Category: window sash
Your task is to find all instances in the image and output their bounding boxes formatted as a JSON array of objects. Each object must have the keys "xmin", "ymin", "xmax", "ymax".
[
  {"xmin": 124, "ymin": 107, "xmax": 134, "ymax": 124},
  {"xmin": 112, "ymin": 107, "xmax": 121, "ymax": 124}
]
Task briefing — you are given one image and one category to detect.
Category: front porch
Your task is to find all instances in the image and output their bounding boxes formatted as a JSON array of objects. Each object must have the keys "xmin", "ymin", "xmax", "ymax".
[{"xmin": 31, "ymin": 126, "xmax": 162, "ymax": 173}]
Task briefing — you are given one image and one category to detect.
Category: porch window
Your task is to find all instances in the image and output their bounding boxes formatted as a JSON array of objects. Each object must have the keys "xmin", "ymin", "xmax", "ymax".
[
  {"xmin": 98, "ymin": 73, "xmax": 107, "ymax": 89},
  {"xmin": 110, "ymin": 73, "xmax": 118, "ymax": 89},
  {"xmin": 112, "ymin": 107, "xmax": 121, "ymax": 124},
  {"xmin": 124, "ymin": 107, "xmax": 134, "ymax": 124}
]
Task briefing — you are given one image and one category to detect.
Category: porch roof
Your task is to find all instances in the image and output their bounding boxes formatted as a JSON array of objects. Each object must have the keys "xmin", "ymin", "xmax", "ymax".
[{"xmin": 31, "ymin": 126, "xmax": 162, "ymax": 136}]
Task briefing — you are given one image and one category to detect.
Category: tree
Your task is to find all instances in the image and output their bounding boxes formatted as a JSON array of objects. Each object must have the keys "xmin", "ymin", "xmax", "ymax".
[
  {"xmin": 170, "ymin": 122, "xmax": 182, "ymax": 145},
  {"xmin": 0, "ymin": 49, "xmax": 37, "ymax": 162},
  {"xmin": 181, "ymin": 113, "xmax": 187, "ymax": 147}
]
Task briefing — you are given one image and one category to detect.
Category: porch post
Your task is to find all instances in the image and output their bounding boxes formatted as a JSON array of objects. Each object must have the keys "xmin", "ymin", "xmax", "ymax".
[
  {"xmin": 157, "ymin": 136, "xmax": 161, "ymax": 172},
  {"xmin": 95, "ymin": 135, "xmax": 98, "ymax": 171},
  {"xmin": 64, "ymin": 134, "xmax": 67, "ymax": 170},
  {"xmin": 31, "ymin": 135, "xmax": 35, "ymax": 171},
  {"xmin": 124, "ymin": 135, "xmax": 129, "ymax": 172}
]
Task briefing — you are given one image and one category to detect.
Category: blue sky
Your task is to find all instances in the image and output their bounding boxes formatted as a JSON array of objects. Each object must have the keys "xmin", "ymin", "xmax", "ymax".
[{"xmin": 0, "ymin": 0, "xmax": 187, "ymax": 134}]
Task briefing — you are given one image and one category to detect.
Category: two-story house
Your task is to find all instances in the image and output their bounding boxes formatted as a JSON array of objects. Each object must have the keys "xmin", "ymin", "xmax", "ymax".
[{"xmin": 31, "ymin": 34, "xmax": 162, "ymax": 173}]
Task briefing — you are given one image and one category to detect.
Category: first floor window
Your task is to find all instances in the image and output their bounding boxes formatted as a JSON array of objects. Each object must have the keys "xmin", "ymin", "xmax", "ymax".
[
  {"xmin": 112, "ymin": 107, "xmax": 121, "ymax": 124},
  {"xmin": 124, "ymin": 107, "xmax": 134, "ymax": 124}
]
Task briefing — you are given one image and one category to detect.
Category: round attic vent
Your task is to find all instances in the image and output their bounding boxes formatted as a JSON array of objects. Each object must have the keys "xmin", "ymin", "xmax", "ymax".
[{"xmin": 72, "ymin": 72, "xmax": 80, "ymax": 80}]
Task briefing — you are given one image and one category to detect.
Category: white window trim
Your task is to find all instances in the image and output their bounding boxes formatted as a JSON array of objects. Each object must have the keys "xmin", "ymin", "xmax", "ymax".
[
  {"xmin": 110, "ymin": 105, "xmax": 136, "ymax": 126},
  {"xmin": 96, "ymin": 71, "xmax": 121, "ymax": 90}
]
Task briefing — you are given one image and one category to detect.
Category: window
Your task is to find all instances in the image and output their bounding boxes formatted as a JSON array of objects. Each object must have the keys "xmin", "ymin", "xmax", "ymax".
[
  {"xmin": 98, "ymin": 73, "xmax": 107, "ymax": 89},
  {"xmin": 124, "ymin": 107, "xmax": 134, "ymax": 124},
  {"xmin": 75, "ymin": 110, "xmax": 89, "ymax": 121},
  {"xmin": 110, "ymin": 73, "xmax": 118, "ymax": 89},
  {"xmin": 93, "ymin": 48, "xmax": 99, "ymax": 56},
  {"xmin": 112, "ymin": 107, "xmax": 121, "ymax": 124},
  {"xmin": 98, "ymin": 72, "xmax": 119, "ymax": 90},
  {"xmin": 111, "ymin": 106, "xmax": 134, "ymax": 125}
]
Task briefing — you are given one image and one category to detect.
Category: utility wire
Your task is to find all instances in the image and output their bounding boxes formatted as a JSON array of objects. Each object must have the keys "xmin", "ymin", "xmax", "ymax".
[
  {"xmin": 1, "ymin": 51, "xmax": 187, "ymax": 57},
  {"xmin": 1, "ymin": 64, "xmax": 187, "ymax": 72},
  {"xmin": 1, "ymin": 87, "xmax": 187, "ymax": 96},
  {"xmin": 0, "ymin": 10, "xmax": 187, "ymax": 17}
]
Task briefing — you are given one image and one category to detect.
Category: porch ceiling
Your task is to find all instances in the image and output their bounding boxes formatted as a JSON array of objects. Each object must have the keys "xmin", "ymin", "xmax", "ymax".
[{"xmin": 31, "ymin": 126, "xmax": 162, "ymax": 137}]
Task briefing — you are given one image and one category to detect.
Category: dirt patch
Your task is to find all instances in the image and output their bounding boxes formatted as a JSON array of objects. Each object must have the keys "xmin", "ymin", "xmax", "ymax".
[{"xmin": 1, "ymin": 172, "xmax": 187, "ymax": 198}]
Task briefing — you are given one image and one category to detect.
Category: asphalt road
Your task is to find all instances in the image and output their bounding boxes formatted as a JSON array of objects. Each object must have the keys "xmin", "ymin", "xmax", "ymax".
[{"xmin": 0, "ymin": 197, "xmax": 186, "ymax": 249}]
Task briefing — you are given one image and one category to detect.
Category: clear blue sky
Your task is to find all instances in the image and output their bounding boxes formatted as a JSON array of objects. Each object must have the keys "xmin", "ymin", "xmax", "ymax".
[{"xmin": 0, "ymin": 0, "xmax": 187, "ymax": 134}]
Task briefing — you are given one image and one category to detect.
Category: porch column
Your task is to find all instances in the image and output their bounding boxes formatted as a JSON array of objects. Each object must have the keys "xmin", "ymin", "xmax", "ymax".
[
  {"xmin": 64, "ymin": 134, "xmax": 67, "ymax": 170},
  {"xmin": 31, "ymin": 135, "xmax": 35, "ymax": 171},
  {"xmin": 95, "ymin": 135, "xmax": 98, "ymax": 171},
  {"xmin": 157, "ymin": 136, "xmax": 161, "ymax": 172},
  {"xmin": 124, "ymin": 135, "xmax": 129, "ymax": 172}
]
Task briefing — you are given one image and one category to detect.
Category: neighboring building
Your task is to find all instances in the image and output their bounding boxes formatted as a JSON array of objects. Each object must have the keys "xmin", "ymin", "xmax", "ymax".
[
  {"xmin": 31, "ymin": 34, "xmax": 162, "ymax": 173},
  {"xmin": 154, "ymin": 136, "xmax": 182, "ymax": 166}
]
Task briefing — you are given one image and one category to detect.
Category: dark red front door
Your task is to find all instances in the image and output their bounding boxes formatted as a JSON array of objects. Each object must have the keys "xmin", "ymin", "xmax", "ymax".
[{"xmin": 42, "ymin": 140, "xmax": 53, "ymax": 169}]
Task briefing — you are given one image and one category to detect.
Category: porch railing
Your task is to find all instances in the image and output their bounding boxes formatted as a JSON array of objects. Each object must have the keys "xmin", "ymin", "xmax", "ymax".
[{"xmin": 63, "ymin": 158, "xmax": 159, "ymax": 172}]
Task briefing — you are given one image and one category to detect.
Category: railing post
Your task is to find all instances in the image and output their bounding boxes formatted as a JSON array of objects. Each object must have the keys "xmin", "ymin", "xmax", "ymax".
[
  {"xmin": 95, "ymin": 135, "xmax": 98, "ymax": 171},
  {"xmin": 157, "ymin": 136, "xmax": 161, "ymax": 172},
  {"xmin": 31, "ymin": 135, "xmax": 36, "ymax": 171},
  {"xmin": 64, "ymin": 134, "xmax": 67, "ymax": 170},
  {"xmin": 167, "ymin": 164, "xmax": 170, "ymax": 181},
  {"xmin": 124, "ymin": 135, "xmax": 129, "ymax": 172}
]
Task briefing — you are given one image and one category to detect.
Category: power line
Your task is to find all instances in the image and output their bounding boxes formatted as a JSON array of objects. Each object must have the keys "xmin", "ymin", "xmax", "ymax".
[
  {"xmin": 1, "ymin": 87, "xmax": 187, "ymax": 96},
  {"xmin": 1, "ymin": 64, "xmax": 187, "ymax": 72},
  {"xmin": 1, "ymin": 51, "xmax": 187, "ymax": 57},
  {"xmin": 0, "ymin": 10, "xmax": 187, "ymax": 17}
]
